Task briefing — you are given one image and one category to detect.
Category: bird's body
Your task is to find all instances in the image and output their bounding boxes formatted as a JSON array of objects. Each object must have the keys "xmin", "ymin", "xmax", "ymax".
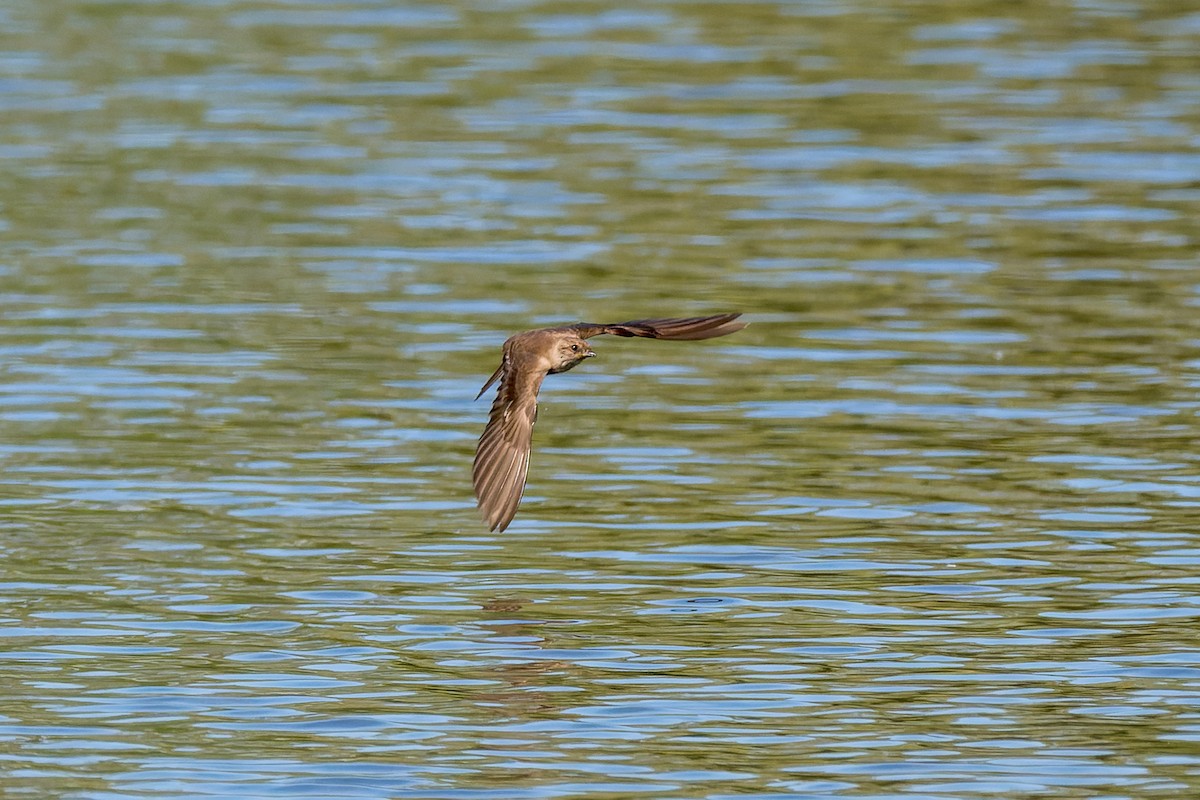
[{"xmin": 472, "ymin": 314, "xmax": 745, "ymax": 531}]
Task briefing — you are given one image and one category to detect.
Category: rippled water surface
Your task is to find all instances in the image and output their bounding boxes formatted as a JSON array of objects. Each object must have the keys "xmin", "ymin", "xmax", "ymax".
[{"xmin": 3, "ymin": 1, "xmax": 1200, "ymax": 797}]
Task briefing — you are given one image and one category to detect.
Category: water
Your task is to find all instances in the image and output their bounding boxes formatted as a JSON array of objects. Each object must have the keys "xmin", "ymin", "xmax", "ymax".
[{"xmin": 2, "ymin": 0, "xmax": 1199, "ymax": 797}]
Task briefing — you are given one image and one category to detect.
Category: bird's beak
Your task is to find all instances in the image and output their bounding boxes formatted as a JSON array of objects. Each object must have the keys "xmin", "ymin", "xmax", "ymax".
[{"xmin": 584, "ymin": 349, "xmax": 596, "ymax": 358}]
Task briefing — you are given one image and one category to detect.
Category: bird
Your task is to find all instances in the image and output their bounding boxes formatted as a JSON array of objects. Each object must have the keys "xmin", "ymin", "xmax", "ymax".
[{"xmin": 472, "ymin": 313, "xmax": 746, "ymax": 532}]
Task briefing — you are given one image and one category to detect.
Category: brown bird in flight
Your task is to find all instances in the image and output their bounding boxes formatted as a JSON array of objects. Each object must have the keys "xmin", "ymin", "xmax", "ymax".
[{"xmin": 472, "ymin": 313, "xmax": 746, "ymax": 532}]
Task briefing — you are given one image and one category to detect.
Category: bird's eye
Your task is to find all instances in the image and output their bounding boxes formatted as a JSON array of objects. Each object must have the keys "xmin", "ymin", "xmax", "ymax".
[{"xmin": 570, "ymin": 344, "xmax": 579, "ymax": 352}]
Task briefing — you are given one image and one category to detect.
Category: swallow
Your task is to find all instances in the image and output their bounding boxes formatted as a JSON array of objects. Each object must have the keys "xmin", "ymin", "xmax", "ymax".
[{"xmin": 472, "ymin": 313, "xmax": 746, "ymax": 532}]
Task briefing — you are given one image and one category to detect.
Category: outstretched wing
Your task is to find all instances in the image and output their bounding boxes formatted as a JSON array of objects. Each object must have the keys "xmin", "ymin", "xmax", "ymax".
[
  {"xmin": 567, "ymin": 313, "xmax": 745, "ymax": 341},
  {"xmin": 473, "ymin": 361, "xmax": 543, "ymax": 533}
]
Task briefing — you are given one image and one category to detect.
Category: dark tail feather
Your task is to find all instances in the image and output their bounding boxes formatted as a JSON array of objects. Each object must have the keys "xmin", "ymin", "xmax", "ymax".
[{"xmin": 475, "ymin": 364, "xmax": 505, "ymax": 400}]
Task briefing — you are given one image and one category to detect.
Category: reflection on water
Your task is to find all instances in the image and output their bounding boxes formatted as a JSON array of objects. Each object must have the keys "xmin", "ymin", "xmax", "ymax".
[{"xmin": 3, "ymin": 0, "xmax": 1200, "ymax": 797}]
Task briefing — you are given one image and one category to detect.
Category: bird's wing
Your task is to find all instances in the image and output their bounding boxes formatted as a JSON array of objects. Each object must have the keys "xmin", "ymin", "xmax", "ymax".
[
  {"xmin": 567, "ymin": 313, "xmax": 745, "ymax": 341},
  {"xmin": 473, "ymin": 359, "xmax": 544, "ymax": 532}
]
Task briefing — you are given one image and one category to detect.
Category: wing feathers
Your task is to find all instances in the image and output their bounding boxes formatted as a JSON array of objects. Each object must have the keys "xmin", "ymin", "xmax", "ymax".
[
  {"xmin": 570, "ymin": 313, "xmax": 744, "ymax": 341},
  {"xmin": 472, "ymin": 366, "xmax": 541, "ymax": 532}
]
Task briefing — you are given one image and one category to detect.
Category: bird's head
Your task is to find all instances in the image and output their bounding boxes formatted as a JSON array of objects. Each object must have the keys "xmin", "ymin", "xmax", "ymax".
[{"xmin": 548, "ymin": 334, "xmax": 596, "ymax": 374}]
